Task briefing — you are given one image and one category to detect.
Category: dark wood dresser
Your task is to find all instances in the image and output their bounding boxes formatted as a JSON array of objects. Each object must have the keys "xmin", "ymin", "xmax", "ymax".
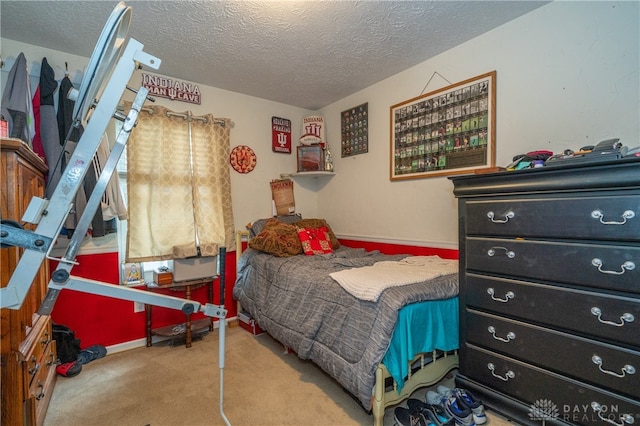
[
  {"xmin": 2, "ymin": 138, "xmax": 57, "ymax": 425},
  {"xmin": 450, "ymin": 158, "xmax": 640, "ymax": 425}
]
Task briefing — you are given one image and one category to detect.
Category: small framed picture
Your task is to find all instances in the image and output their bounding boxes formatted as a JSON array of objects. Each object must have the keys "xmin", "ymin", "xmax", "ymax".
[
  {"xmin": 297, "ymin": 144, "xmax": 325, "ymax": 172},
  {"xmin": 121, "ymin": 262, "xmax": 144, "ymax": 286}
]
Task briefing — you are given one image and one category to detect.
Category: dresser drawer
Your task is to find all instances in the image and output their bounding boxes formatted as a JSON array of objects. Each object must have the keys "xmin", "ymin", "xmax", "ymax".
[
  {"xmin": 465, "ymin": 274, "xmax": 640, "ymax": 348},
  {"xmin": 465, "ymin": 195, "xmax": 640, "ymax": 241},
  {"xmin": 461, "ymin": 344, "xmax": 640, "ymax": 425},
  {"xmin": 29, "ymin": 342, "xmax": 55, "ymax": 402},
  {"xmin": 466, "ymin": 237, "xmax": 640, "ymax": 294},
  {"xmin": 466, "ymin": 310, "xmax": 640, "ymax": 398},
  {"xmin": 20, "ymin": 316, "xmax": 54, "ymax": 389},
  {"xmin": 27, "ymin": 340, "xmax": 57, "ymax": 426}
]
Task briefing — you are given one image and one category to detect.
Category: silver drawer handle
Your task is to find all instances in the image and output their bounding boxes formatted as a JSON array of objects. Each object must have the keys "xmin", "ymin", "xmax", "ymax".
[
  {"xmin": 591, "ymin": 307, "xmax": 635, "ymax": 327},
  {"xmin": 28, "ymin": 355, "xmax": 39, "ymax": 376},
  {"xmin": 487, "ymin": 288, "xmax": 515, "ymax": 303},
  {"xmin": 591, "ymin": 209, "xmax": 635, "ymax": 225},
  {"xmin": 592, "ymin": 355, "xmax": 636, "ymax": 378},
  {"xmin": 35, "ymin": 382, "xmax": 45, "ymax": 400},
  {"xmin": 487, "ymin": 363, "xmax": 515, "ymax": 381},
  {"xmin": 488, "ymin": 326, "xmax": 516, "ymax": 342},
  {"xmin": 591, "ymin": 402, "xmax": 635, "ymax": 425},
  {"xmin": 487, "ymin": 247, "xmax": 516, "ymax": 258},
  {"xmin": 592, "ymin": 258, "xmax": 635, "ymax": 275},
  {"xmin": 487, "ymin": 211, "xmax": 515, "ymax": 224}
]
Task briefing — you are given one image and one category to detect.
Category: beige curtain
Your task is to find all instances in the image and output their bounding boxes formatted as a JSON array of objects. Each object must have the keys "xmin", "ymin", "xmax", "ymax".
[{"xmin": 125, "ymin": 105, "xmax": 234, "ymax": 262}]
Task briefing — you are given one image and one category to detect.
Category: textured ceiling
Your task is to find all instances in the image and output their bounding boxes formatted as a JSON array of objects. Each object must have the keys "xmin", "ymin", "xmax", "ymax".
[{"xmin": 1, "ymin": 1, "xmax": 548, "ymax": 110}]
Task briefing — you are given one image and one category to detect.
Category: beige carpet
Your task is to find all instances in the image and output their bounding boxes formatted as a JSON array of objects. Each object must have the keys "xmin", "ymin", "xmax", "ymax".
[{"xmin": 44, "ymin": 325, "xmax": 513, "ymax": 426}]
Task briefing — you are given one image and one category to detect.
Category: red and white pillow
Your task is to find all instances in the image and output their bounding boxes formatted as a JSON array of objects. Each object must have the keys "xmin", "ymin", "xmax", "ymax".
[{"xmin": 297, "ymin": 226, "xmax": 333, "ymax": 255}]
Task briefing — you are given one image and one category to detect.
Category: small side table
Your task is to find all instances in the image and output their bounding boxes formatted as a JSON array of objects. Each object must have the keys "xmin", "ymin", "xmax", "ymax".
[{"xmin": 145, "ymin": 278, "xmax": 214, "ymax": 348}]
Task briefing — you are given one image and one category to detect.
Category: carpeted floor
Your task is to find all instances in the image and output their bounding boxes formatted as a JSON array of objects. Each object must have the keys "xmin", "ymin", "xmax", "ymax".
[{"xmin": 44, "ymin": 325, "xmax": 514, "ymax": 426}]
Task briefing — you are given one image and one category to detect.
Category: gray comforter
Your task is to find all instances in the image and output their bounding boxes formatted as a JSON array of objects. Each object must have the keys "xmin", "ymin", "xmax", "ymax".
[{"xmin": 232, "ymin": 246, "xmax": 459, "ymax": 409}]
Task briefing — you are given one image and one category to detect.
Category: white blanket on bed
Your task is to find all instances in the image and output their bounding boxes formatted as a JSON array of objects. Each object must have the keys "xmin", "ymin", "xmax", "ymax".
[{"xmin": 330, "ymin": 256, "xmax": 458, "ymax": 302}]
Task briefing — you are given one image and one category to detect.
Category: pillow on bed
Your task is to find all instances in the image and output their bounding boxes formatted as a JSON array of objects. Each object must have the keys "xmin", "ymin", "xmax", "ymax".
[
  {"xmin": 295, "ymin": 218, "xmax": 340, "ymax": 249},
  {"xmin": 297, "ymin": 226, "xmax": 333, "ymax": 255},
  {"xmin": 248, "ymin": 214, "xmax": 302, "ymax": 238},
  {"xmin": 248, "ymin": 218, "xmax": 303, "ymax": 257}
]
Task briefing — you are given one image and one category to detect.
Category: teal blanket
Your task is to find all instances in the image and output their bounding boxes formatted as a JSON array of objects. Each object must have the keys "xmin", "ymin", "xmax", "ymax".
[{"xmin": 382, "ymin": 297, "xmax": 459, "ymax": 392}]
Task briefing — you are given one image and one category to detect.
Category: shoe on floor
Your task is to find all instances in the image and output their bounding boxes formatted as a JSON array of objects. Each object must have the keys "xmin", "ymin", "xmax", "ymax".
[
  {"xmin": 77, "ymin": 344, "xmax": 107, "ymax": 365},
  {"xmin": 437, "ymin": 385, "xmax": 454, "ymax": 397},
  {"xmin": 407, "ymin": 398, "xmax": 455, "ymax": 426},
  {"xmin": 426, "ymin": 391, "xmax": 475, "ymax": 425},
  {"xmin": 432, "ymin": 385, "xmax": 486, "ymax": 425},
  {"xmin": 56, "ymin": 360, "xmax": 82, "ymax": 377},
  {"xmin": 453, "ymin": 388, "xmax": 486, "ymax": 425},
  {"xmin": 426, "ymin": 390, "xmax": 444, "ymax": 405},
  {"xmin": 441, "ymin": 394, "xmax": 475, "ymax": 426},
  {"xmin": 394, "ymin": 406, "xmax": 429, "ymax": 426}
]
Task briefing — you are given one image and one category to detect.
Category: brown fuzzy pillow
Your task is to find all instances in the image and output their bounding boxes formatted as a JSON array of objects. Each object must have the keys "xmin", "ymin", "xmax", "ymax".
[
  {"xmin": 296, "ymin": 218, "xmax": 340, "ymax": 249},
  {"xmin": 248, "ymin": 214, "xmax": 302, "ymax": 238},
  {"xmin": 248, "ymin": 218, "xmax": 303, "ymax": 257}
]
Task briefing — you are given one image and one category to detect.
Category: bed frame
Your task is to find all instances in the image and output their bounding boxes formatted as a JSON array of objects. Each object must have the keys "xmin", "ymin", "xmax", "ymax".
[{"xmin": 234, "ymin": 230, "xmax": 459, "ymax": 426}]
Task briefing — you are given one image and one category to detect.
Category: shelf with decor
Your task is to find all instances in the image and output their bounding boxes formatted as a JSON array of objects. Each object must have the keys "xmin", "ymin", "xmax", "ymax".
[{"xmin": 291, "ymin": 171, "xmax": 335, "ymax": 178}]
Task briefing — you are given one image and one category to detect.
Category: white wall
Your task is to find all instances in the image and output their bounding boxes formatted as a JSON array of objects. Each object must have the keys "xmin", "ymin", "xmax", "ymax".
[
  {"xmin": 2, "ymin": 1, "xmax": 638, "ymax": 251},
  {"xmin": 317, "ymin": 1, "xmax": 639, "ymax": 249}
]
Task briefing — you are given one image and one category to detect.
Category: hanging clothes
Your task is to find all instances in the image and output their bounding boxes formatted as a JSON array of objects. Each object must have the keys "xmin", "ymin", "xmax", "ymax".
[
  {"xmin": 55, "ymin": 74, "xmax": 125, "ymax": 237},
  {"xmin": 39, "ymin": 57, "xmax": 64, "ymax": 198},
  {"xmin": 61, "ymin": 138, "xmax": 89, "ymax": 237},
  {"xmin": 95, "ymin": 134, "xmax": 128, "ymax": 225},
  {"xmin": 62, "ymin": 134, "xmax": 128, "ymax": 238},
  {"xmin": 1, "ymin": 52, "xmax": 36, "ymax": 146},
  {"xmin": 56, "ymin": 75, "xmax": 82, "ymax": 147},
  {"xmin": 56, "ymin": 74, "xmax": 88, "ymax": 236},
  {"xmin": 31, "ymin": 86, "xmax": 47, "ymax": 160}
]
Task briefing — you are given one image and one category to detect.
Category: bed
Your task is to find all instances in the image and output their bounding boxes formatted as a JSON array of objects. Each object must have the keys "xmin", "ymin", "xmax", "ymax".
[{"xmin": 232, "ymin": 217, "xmax": 459, "ymax": 426}]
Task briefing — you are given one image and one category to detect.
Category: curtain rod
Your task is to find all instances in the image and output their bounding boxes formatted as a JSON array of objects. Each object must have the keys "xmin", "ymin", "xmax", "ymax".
[
  {"xmin": 116, "ymin": 105, "xmax": 233, "ymax": 127},
  {"xmin": 165, "ymin": 111, "xmax": 234, "ymax": 128},
  {"xmin": 166, "ymin": 110, "xmax": 207, "ymax": 123}
]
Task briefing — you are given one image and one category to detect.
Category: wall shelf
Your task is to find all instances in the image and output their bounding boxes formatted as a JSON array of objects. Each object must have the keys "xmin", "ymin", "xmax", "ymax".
[{"xmin": 290, "ymin": 171, "xmax": 335, "ymax": 178}]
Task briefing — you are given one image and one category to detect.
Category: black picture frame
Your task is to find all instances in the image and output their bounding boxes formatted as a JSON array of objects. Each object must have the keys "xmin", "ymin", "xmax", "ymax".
[{"xmin": 341, "ymin": 102, "xmax": 368, "ymax": 157}]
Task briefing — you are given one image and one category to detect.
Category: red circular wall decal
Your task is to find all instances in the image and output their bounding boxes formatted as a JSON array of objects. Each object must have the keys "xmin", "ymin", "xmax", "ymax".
[{"xmin": 229, "ymin": 145, "xmax": 257, "ymax": 174}]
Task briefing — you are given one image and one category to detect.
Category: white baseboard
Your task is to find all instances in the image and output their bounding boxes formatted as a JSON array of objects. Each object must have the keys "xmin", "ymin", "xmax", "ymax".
[
  {"xmin": 106, "ymin": 338, "xmax": 148, "ymax": 355},
  {"xmin": 105, "ymin": 317, "xmax": 237, "ymax": 355}
]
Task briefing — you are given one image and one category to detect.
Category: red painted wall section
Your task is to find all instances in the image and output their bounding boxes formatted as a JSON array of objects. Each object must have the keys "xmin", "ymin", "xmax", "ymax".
[
  {"xmin": 49, "ymin": 251, "xmax": 237, "ymax": 348},
  {"xmin": 50, "ymin": 252, "xmax": 138, "ymax": 348},
  {"xmin": 50, "ymin": 240, "xmax": 456, "ymax": 348},
  {"xmin": 338, "ymin": 239, "xmax": 459, "ymax": 260}
]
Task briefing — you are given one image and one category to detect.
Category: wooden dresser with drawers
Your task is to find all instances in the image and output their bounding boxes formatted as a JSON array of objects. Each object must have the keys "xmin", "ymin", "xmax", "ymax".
[
  {"xmin": 2, "ymin": 138, "xmax": 57, "ymax": 425},
  {"xmin": 451, "ymin": 158, "xmax": 640, "ymax": 425}
]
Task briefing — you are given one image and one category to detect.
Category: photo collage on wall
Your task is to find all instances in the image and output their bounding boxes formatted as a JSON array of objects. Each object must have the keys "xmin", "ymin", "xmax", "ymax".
[
  {"xmin": 341, "ymin": 102, "xmax": 368, "ymax": 157},
  {"xmin": 390, "ymin": 71, "xmax": 495, "ymax": 180}
]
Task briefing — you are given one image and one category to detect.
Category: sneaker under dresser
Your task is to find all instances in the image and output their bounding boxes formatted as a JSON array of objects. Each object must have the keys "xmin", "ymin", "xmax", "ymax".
[{"xmin": 450, "ymin": 158, "xmax": 640, "ymax": 426}]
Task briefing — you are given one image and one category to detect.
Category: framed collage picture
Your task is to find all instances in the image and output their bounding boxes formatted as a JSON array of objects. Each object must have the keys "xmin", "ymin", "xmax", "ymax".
[
  {"xmin": 341, "ymin": 102, "xmax": 368, "ymax": 157},
  {"xmin": 390, "ymin": 71, "xmax": 496, "ymax": 180}
]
